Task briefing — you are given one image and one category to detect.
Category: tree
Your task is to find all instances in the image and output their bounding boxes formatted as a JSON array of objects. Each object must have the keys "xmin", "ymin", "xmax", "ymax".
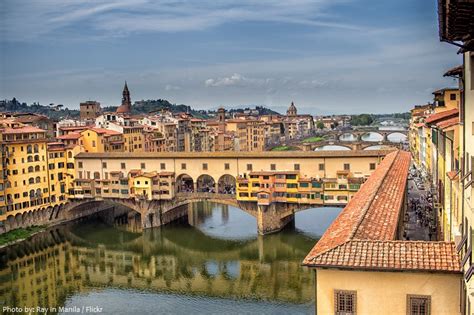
[{"xmin": 316, "ymin": 121, "xmax": 324, "ymax": 129}]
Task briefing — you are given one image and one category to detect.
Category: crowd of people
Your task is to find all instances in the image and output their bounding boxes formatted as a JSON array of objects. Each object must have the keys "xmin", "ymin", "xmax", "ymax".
[{"xmin": 404, "ymin": 165, "xmax": 437, "ymax": 241}]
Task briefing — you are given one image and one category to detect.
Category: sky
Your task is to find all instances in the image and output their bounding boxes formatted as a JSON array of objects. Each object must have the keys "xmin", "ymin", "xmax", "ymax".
[{"xmin": 0, "ymin": 0, "xmax": 462, "ymax": 115}]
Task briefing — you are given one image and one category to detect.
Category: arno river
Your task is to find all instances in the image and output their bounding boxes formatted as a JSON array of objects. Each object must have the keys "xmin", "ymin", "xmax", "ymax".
[{"xmin": 0, "ymin": 202, "xmax": 341, "ymax": 314}]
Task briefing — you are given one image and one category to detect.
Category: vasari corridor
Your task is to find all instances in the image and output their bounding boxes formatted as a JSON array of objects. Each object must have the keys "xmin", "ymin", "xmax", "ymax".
[{"xmin": 1, "ymin": 0, "xmax": 474, "ymax": 314}]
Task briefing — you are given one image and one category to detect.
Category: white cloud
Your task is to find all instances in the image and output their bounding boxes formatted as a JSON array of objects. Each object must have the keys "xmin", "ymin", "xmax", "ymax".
[
  {"xmin": 2, "ymin": 0, "xmax": 364, "ymax": 41},
  {"xmin": 205, "ymin": 73, "xmax": 272, "ymax": 87}
]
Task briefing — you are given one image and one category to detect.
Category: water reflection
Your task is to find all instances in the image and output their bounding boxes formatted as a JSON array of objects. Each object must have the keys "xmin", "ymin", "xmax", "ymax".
[{"xmin": 0, "ymin": 202, "xmax": 341, "ymax": 314}]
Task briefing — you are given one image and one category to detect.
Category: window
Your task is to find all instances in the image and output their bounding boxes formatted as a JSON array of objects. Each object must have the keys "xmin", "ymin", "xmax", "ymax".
[
  {"xmin": 160, "ymin": 163, "xmax": 166, "ymax": 170},
  {"xmin": 203, "ymin": 163, "xmax": 208, "ymax": 170},
  {"xmin": 225, "ymin": 163, "xmax": 230, "ymax": 170},
  {"xmin": 78, "ymin": 162, "xmax": 83, "ymax": 168},
  {"xmin": 121, "ymin": 163, "xmax": 126, "ymax": 170},
  {"xmin": 335, "ymin": 290, "xmax": 356, "ymax": 315},
  {"xmin": 407, "ymin": 295, "xmax": 430, "ymax": 315},
  {"xmin": 181, "ymin": 163, "xmax": 186, "ymax": 170},
  {"xmin": 247, "ymin": 164, "xmax": 253, "ymax": 171},
  {"xmin": 294, "ymin": 164, "xmax": 300, "ymax": 171},
  {"xmin": 141, "ymin": 163, "xmax": 145, "ymax": 169},
  {"xmin": 92, "ymin": 140, "xmax": 96, "ymax": 147},
  {"xmin": 344, "ymin": 163, "xmax": 350, "ymax": 171},
  {"xmin": 450, "ymin": 93, "xmax": 456, "ymax": 100},
  {"xmin": 370, "ymin": 163, "xmax": 376, "ymax": 170},
  {"xmin": 319, "ymin": 163, "xmax": 325, "ymax": 171},
  {"xmin": 270, "ymin": 164, "xmax": 276, "ymax": 171},
  {"xmin": 102, "ymin": 162, "xmax": 107, "ymax": 169}
]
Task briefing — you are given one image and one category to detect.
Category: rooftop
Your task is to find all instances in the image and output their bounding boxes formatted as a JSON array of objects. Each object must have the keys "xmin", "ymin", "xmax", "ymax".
[
  {"xmin": 425, "ymin": 108, "xmax": 459, "ymax": 124},
  {"xmin": 1, "ymin": 126, "xmax": 46, "ymax": 134},
  {"xmin": 303, "ymin": 150, "xmax": 461, "ymax": 273},
  {"xmin": 75, "ymin": 149, "xmax": 394, "ymax": 160}
]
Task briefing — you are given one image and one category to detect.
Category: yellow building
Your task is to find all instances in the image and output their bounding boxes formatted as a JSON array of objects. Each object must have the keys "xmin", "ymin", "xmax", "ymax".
[
  {"xmin": 432, "ymin": 88, "xmax": 460, "ymax": 113},
  {"xmin": 303, "ymin": 151, "xmax": 462, "ymax": 315},
  {"xmin": 438, "ymin": 3, "xmax": 474, "ymax": 311},
  {"xmin": 0, "ymin": 126, "xmax": 67, "ymax": 232},
  {"xmin": 79, "ymin": 128, "xmax": 123, "ymax": 153}
]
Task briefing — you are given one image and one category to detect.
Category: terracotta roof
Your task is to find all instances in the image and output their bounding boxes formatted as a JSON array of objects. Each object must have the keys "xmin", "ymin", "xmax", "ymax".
[
  {"xmin": 443, "ymin": 65, "xmax": 463, "ymax": 77},
  {"xmin": 425, "ymin": 108, "xmax": 459, "ymax": 124},
  {"xmin": 437, "ymin": 117, "xmax": 459, "ymax": 130},
  {"xmin": 1, "ymin": 126, "xmax": 46, "ymax": 134},
  {"xmin": 76, "ymin": 149, "xmax": 394, "ymax": 160},
  {"xmin": 159, "ymin": 172, "xmax": 175, "ymax": 176},
  {"xmin": 305, "ymin": 240, "xmax": 460, "ymax": 273},
  {"xmin": 82, "ymin": 128, "xmax": 122, "ymax": 136},
  {"xmin": 303, "ymin": 150, "xmax": 462, "ymax": 273},
  {"xmin": 57, "ymin": 133, "xmax": 82, "ymax": 140}
]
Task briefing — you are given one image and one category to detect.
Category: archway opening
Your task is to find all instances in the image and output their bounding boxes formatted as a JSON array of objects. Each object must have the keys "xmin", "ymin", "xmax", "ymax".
[
  {"xmin": 339, "ymin": 133, "xmax": 357, "ymax": 141},
  {"xmin": 197, "ymin": 175, "xmax": 216, "ymax": 193},
  {"xmin": 387, "ymin": 132, "xmax": 407, "ymax": 143},
  {"xmin": 176, "ymin": 174, "xmax": 194, "ymax": 193},
  {"xmin": 361, "ymin": 132, "xmax": 383, "ymax": 142},
  {"xmin": 218, "ymin": 175, "xmax": 236, "ymax": 194}
]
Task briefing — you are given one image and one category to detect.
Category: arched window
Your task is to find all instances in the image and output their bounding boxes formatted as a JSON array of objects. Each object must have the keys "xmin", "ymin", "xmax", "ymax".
[
  {"xmin": 28, "ymin": 178, "xmax": 34, "ymax": 184},
  {"xmin": 68, "ymin": 152, "xmax": 72, "ymax": 159},
  {"xmin": 5, "ymin": 181, "xmax": 11, "ymax": 188},
  {"xmin": 34, "ymin": 155, "xmax": 40, "ymax": 161},
  {"xmin": 36, "ymin": 177, "xmax": 41, "ymax": 183},
  {"xmin": 27, "ymin": 156, "xmax": 33, "ymax": 162},
  {"xmin": 36, "ymin": 188, "xmax": 41, "ymax": 196},
  {"xmin": 35, "ymin": 165, "xmax": 40, "ymax": 172},
  {"xmin": 28, "ymin": 166, "xmax": 34, "ymax": 173},
  {"xmin": 34, "ymin": 144, "xmax": 39, "ymax": 153},
  {"xmin": 27, "ymin": 145, "xmax": 32, "ymax": 154},
  {"xmin": 94, "ymin": 172, "xmax": 100, "ymax": 179},
  {"xmin": 29, "ymin": 190, "xmax": 35, "ymax": 197}
]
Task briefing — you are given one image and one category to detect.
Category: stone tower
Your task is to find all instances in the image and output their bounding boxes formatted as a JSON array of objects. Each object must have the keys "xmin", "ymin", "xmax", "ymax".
[{"xmin": 116, "ymin": 81, "xmax": 132, "ymax": 114}]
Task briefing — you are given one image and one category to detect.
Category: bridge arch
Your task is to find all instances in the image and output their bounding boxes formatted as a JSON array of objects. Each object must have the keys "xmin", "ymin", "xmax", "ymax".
[
  {"xmin": 218, "ymin": 174, "xmax": 236, "ymax": 194},
  {"xmin": 360, "ymin": 131, "xmax": 383, "ymax": 142},
  {"xmin": 387, "ymin": 132, "xmax": 407, "ymax": 142},
  {"xmin": 176, "ymin": 173, "xmax": 194, "ymax": 193},
  {"xmin": 197, "ymin": 174, "xmax": 216, "ymax": 193},
  {"xmin": 338, "ymin": 132, "xmax": 357, "ymax": 141}
]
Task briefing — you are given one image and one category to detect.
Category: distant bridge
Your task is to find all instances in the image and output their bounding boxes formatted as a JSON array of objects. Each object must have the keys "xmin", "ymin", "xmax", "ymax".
[
  {"xmin": 297, "ymin": 140, "xmax": 403, "ymax": 151},
  {"xmin": 324, "ymin": 128, "xmax": 408, "ymax": 142}
]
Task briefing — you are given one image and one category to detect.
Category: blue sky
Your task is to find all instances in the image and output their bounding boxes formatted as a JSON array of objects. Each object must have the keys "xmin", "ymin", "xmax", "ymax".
[{"xmin": 0, "ymin": 0, "xmax": 462, "ymax": 114}]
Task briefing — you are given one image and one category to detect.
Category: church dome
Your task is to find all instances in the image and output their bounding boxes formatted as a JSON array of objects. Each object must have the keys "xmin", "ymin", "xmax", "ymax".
[{"xmin": 287, "ymin": 101, "xmax": 297, "ymax": 116}]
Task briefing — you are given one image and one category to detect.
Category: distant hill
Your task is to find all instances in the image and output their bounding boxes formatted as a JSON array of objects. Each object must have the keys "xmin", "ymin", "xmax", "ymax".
[
  {"xmin": 0, "ymin": 98, "xmax": 80, "ymax": 120},
  {"xmin": 103, "ymin": 99, "xmax": 210, "ymax": 119},
  {"xmin": 226, "ymin": 105, "xmax": 280, "ymax": 116}
]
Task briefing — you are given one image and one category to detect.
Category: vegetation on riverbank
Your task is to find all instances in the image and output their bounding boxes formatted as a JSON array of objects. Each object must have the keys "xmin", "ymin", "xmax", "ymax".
[
  {"xmin": 271, "ymin": 145, "xmax": 299, "ymax": 151},
  {"xmin": 302, "ymin": 136, "xmax": 324, "ymax": 143},
  {"xmin": 0, "ymin": 225, "xmax": 45, "ymax": 246}
]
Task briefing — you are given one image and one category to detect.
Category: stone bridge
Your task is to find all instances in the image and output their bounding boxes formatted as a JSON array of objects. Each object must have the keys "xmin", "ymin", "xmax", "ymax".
[
  {"xmin": 325, "ymin": 128, "xmax": 408, "ymax": 142},
  {"xmin": 298, "ymin": 140, "xmax": 403, "ymax": 151},
  {"xmin": 3, "ymin": 192, "xmax": 315, "ymax": 235}
]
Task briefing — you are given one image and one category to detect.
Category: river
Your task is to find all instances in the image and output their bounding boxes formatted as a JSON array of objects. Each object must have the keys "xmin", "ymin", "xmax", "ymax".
[{"xmin": 0, "ymin": 202, "xmax": 342, "ymax": 315}]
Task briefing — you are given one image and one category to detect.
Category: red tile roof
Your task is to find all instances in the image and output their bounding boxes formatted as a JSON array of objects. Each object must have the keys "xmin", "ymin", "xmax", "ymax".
[
  {"xmin": 425, "ymin": 108, "xmax": 459, "ymax": 124},
  {"xmin": 437, "ymin": 117, "xmax": 459, "ymax": 130},
  {"xmin": 303, "ymin": 150, "xmax": 461, "ymax": 273},
  {"xmin": 1, "ymin": 126, "xmax": 46, "ymax": 134},
  {"xmin": 57, "ymin": 132, "xmax": 82, "ymax": 140},
  {"xmin": 305, "ymin": 240, "xmax": 460, "ymax": 273}
]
